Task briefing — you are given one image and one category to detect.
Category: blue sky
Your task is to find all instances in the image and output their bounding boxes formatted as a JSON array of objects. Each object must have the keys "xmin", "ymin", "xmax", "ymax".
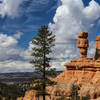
[
  {"xmin": 0, "ymin": 0, "xmax": 100, "ymax": 73},
  {"xmin": 0, "ymin": 0, "xmax": 60, "ymax": 48}
]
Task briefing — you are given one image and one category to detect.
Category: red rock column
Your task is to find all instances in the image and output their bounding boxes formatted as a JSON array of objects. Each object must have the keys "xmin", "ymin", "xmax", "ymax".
[
  {"xmin": 96, "ymin": 35, "xmax": 100, "ymax": 59},
  {"xmin": 77, "ymin": 32, "xmax": 89, "ymax": 58}
]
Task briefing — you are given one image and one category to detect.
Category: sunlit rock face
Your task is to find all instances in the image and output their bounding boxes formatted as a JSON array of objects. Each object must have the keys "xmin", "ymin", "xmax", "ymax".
[
  {"xmin": 65, "ymin": 32, "xmax": 100, "ymax": 71},
  {"xmin": 16, "ymin": 90, "xmax": 37, "ymax": 100},
  {"xmin": 51, "ymin": 32, "xmax": 100, "ymax": 99},
  {"xmin": 17, "ymin": 32, "xmax": 100, "ymax": 100},
  {"xmin": 77, "ymin": 32, "xmax": 89, "ymax": 58},
  {"xmin": 17, "ymin": 90, "xmax": 51, "ymax": 100},
  {"xmin": 54, "ymin": 70, "xmax": 100, "ymax": 85}
]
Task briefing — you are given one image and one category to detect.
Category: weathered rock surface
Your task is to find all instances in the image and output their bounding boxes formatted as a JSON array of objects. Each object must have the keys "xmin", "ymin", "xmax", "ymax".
[
  {"xmin": 17, "ymin": 90, "xmax": 51, "ymax": 100},
  {"xmin": 17, "ymin": 32, "xmax": 100, "ymax": 100},
  {"xmin": 53, "ymin": 70, "xmax": 100, "ymax": 85},
  {"xmin": 17, "ymin": 90, "xmax": 37, "ymax": 100},
  {"xmin": 77, "ymin": 32, "xmax": 89, "ymax": 57}
]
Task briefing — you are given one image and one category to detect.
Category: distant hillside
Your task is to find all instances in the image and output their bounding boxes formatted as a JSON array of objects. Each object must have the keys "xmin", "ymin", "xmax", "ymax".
[
  {"xmin": 0, "ymin": 71, "xmax": 63, "ymax": 84},
  {"xmin": 0, "ymin": 71, "xmax": 63, "ymax": 100}
]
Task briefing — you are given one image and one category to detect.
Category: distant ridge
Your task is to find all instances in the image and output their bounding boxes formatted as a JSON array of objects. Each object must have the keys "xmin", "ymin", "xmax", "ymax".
[{"xmin": 0, "ymin": 71, "xmax": 63, "ymax": 84}]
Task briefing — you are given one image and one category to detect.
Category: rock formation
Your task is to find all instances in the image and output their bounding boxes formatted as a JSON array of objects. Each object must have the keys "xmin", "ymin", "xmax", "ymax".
[
  {"xmin": 96, "ymin": 35, "xmax": 100, "ymax": 59},
  {"xmin": 17, "ymin": 32, "xmax": 100, "ymax": 100},
  {"xmin": 53, "ymin": 32, "xmax": 100, "ymax": 99},
  {"xmin": 65, "ymin": 32, "xmax": 100, "ymax": 71},
  {"xmin": 17, "ymin": 90, "xmax": 37, "ymax": 100},
  {"xmin": 77, "ymin": 32, "xmax": 89, "ymax": 58}
]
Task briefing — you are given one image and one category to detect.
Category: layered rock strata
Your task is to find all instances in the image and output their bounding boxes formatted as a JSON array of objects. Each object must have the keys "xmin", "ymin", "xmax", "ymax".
[{"xmin": 17, "ymin": 32, "xmax": 100, "ymax": 100}]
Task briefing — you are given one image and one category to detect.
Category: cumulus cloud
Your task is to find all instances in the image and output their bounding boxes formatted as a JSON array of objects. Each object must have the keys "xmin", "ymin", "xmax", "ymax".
[
  {"xmin": 49, "ymin": 0, "xmax": 100, "ymax": 70},
  {"xmin": 88, "ymin": 41, "xmax": 96, "ymax": 58},
  {"xmin": 0, "ymin": 0, "xmax": 51, "ymax": 18},
  {"xmin": 0, "ymin": 0, "xmax": 24, "ymax": 18},
  {"xmin": 0, "ymin": 0, "xmax": 100, "ymax": 72},
  {"xmin": 83, "ymin": 0, "xmax": 100, "ymax": 21},
  {"xmin": 13, "ymin": 32, "xmax": 23, "ymax": 39},
  {"xmin": 0, "ymin": 60, "xmax": 33, "ymax": 73},
  {"xmin": 0, "ymin": 34, "xmax": 17, "ymax": 47},
  {"xmin": 0, "ymin": 33, "xmax": 33, "ymax": 73}
]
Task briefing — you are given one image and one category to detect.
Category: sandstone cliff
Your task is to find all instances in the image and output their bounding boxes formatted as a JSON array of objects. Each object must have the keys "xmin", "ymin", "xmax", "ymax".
[{"xmin": 17, "ymin": 32, "xmax": 100, "ymax": 100}]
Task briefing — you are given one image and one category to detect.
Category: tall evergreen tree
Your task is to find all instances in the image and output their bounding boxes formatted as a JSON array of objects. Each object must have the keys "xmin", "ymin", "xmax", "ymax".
[
  {"xmin": 94, "ymin": 49, "xmax": 99, "ymax": 60},
  {"xmin": 30, "ymin": 25, "xmax": 56, "ymax": 100},
  {"xmin": 71, "ymin": 84, "xmax": 80, "ymax": 100}
]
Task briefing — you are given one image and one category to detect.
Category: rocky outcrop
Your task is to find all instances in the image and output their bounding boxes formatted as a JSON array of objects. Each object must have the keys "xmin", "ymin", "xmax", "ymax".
[
  {"xmin": 53, "ymin": 70, "xmax": 100, "ymax": 85},
  {"xmin": 17, "ymin": 90, "xmax": 51, "ymax": 100},
  {"xmin": 23, "ymin": 90, "xmax": 37, "ymax": 100},
  {"xmin": 79, "ymin": 84, "xmax": 100, "ymax": 99},
  {"xmin": 17, "ymin": 32, "xmax": 100, "ymax": 100},
  {"xmin": 77, "ymin": 32, "xmax": 89, "ymax": 58},
  {"xmin": 65, "ymin": 32, "xmax": 100, "ymax": 71},
  {"xmin": 17, "ymin": 90, "xmax": 37, "ymax": 100},
  {"xmin": 50, "ymin": 71, "xmax": 100, "ymax": 99},
  {"xmin": 46, "ymin": 82, "xmax": 100, "ymax": 100},
  {"xmin": 96, "ymin": 35, "xmax": 100, "ymax": 59}
]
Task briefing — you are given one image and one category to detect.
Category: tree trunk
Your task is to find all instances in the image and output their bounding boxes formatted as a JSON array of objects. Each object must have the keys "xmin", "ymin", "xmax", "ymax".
[{"xmin": 43, "ymin": 43, "xmax": 46, "ymax": 100}]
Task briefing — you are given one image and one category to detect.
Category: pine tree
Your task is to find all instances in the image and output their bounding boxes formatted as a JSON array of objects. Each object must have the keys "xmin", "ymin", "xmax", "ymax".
[
  {"xmin": 30, "ymin": 25, "xmax": 56, "ymax": 100},
  {"xmin": 71, "ymin": 84, "xmax": 80, "ymax": 100},
  {"xmin": 94, "ymin": 49, "xmax": 99, "ymax": 60}
]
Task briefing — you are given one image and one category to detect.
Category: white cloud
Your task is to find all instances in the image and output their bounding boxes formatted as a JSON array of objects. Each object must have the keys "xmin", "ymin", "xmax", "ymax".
[
  {"xmin": 0, "ymin": 0, "xmax": 24, "ymax": 18},
  {"xmin": 0, "ymin": 33, "xmax": 33, "ymax": 73},
  {"xmin": 0, "ymin": 34, "xmax": 18, "ymax": 47},
  {"xmin": 0, "ymin": 0, "xmax": 51, "ymax": 18},
  {"xmin": 88, "ymin": 41, "xmax": 96, "ymax": 58},
  {"xmin": 49, "ymin": 0, "xmax": 100, "ymax": 70},
  {"xmin": 13, "ymin": 32, "xmax": 23, "ymax": 39},
  {"xmin": 50, "ymin": 43, "xmax": 79, "ymax": 70},
  {"xmin": 0, "ymin": 0, "xmax": 100, "ymax": 72},
  {"xmin": 83, "ymin": 0, "xmax": 100, "ymax": 21},
  {"xmin": 0, "ymin": 60, "xmax": 32, "ymax": 73}
]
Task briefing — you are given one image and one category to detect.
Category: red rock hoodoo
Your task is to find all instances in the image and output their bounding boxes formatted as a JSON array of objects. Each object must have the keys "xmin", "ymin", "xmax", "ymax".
[
  {"xmin": 17, "ymin": 32, "xmax": 100, "ymax": 100},
  {"xmin": 52, "ymin": 32, "xmax": 100, "ymax": 100}
]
